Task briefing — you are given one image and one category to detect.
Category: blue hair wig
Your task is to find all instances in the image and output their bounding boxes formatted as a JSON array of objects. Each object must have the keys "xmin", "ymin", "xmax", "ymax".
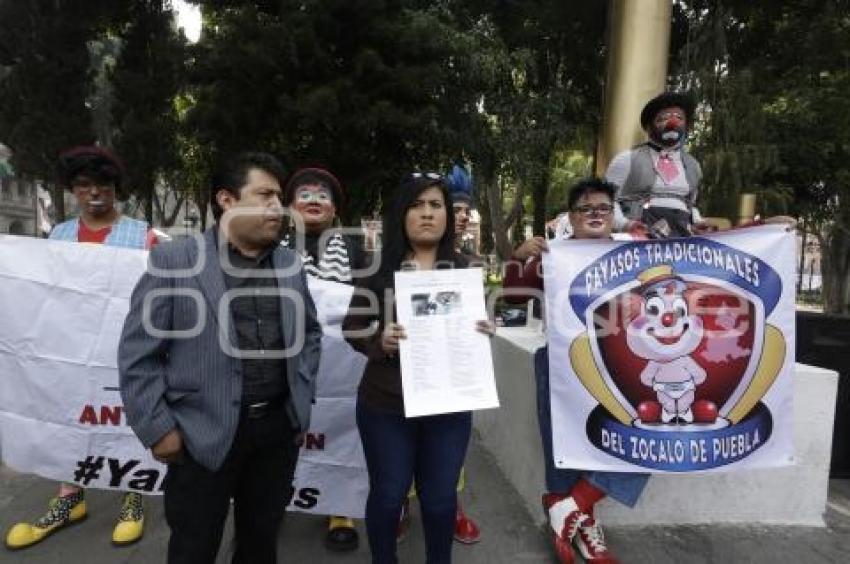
[{"xmin": 445, "ymin": 164, "xmax": 474, "ymax": 206}]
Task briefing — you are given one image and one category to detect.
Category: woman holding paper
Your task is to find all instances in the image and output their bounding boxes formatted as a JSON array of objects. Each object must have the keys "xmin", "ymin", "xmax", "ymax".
[{"xmin": 342, "ymin": 172, "xmax": 494, "ymax": 564}]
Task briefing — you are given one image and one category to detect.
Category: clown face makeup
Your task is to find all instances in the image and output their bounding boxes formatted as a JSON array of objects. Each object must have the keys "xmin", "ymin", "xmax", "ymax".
[
  {"xmin": 291, "ymin": 183, "xmax": 336, "ymax": 233},
  {"xmin": 568, "ymin": 191, "xmax": 614, "ymax": 239},
  {"xmin": 71, "ymin": 174, "xmax": 118, "ymax": 222},
  {"xmin": 651, "ymin": 106, "xmax": 688, "ymax": 148}
]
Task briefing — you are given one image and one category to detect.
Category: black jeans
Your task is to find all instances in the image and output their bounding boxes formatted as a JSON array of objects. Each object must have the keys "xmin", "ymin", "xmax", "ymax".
[{"xmin": 163, "ymin": 404, "xmax": 298, "ymax": 564}]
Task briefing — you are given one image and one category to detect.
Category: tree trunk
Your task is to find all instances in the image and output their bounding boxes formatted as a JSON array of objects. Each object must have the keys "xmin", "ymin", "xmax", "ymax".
[
  {"xmin": 532, "ymin": 175, "xmax": 548, "ymax": 236},
  {"xmin": 485, "ymin": 177, "xmax": 513, "ymax": 260},
  {"xmin": 821, "ymin": 226, "xmax": 850, "ymax": 314},
  {"xmin": 477, "ymin": 173, "xmax": 494, "ymax": 256},
  {"xmin": 198, "ymin": 197, "xmax": 208, "ymax": 231},
  {"xmin": 142, "ymin": 173, "xmax": 155, "ymax": 224},
  {"xmin": 797, "ymin": 225, "xmax": 807, "ymax": 293},
  {"xmin": 163, "ymin": 195, "xmax": 185, "ymax": 227},
  {"xmin": 52, "ymin": 182, "xmax": 65, "ymax": 223},
  {"xmin": 145, "ymin": 195, "xmax": 154, "ymax": 224},
  {"xmin": 532, "ymin": 137, "xmax": 557, "ymax": 236}
]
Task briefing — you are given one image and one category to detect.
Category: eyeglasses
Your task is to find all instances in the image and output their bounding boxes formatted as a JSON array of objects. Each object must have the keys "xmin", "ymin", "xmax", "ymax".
[{"xmin": 572, "ymin": 204, "xmax": 614, "ymax": 216}]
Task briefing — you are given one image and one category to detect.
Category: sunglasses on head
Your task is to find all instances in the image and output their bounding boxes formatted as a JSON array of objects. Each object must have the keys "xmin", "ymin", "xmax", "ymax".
[{"xmin": 409, "ymin": 172, "xmax": 443, "ymax": 180}]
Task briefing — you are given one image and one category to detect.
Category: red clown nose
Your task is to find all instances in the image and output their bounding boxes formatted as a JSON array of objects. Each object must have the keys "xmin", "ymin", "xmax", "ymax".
[{"xmin": 664, "ymin": 116, "xmax": 683, "ymax": 131}]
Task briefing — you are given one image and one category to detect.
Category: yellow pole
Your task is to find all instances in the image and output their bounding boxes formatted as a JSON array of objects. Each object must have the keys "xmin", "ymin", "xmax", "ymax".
[
  {"xmin": 738, "ymin": 193, "xmax": 757, "ymax": 225},
  {"xmin": 596, "ymin": 0, "xmax": 673, "ymax": 176}
]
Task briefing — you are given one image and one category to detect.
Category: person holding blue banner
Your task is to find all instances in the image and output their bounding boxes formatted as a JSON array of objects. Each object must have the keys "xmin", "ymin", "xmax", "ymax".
[
  {"xmin": 342, "ymin": 171, "xmax": 495, "ymax": 564},
  {"xmin": 5, "ymin": 146, "xmax": 155, "ymax": 550},
  {"xmin": 504, "ymin": 178, "xmax": 649, "ymax": 564}
]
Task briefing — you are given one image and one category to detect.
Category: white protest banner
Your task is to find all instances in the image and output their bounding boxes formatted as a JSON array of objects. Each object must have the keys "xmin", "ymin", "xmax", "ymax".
[
  {"xmin": 0, "ymin": 235, "xmax": 162, "ymax": 492},
  {"xmin": 289, "ymin": 278, "xmax": 368, "ymax": 517},
  {"xmin": 542, "ymin": 225, "xmax": 795, "ymax": 472},
  {"xmin": 0, "ymin": 236, "xmax": 369, "ymax": 518}
]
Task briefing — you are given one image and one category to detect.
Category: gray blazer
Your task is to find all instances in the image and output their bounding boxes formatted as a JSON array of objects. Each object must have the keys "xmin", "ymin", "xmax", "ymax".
[{"xmin": 118, "ymin": 229, "xmax": 321, "ymax": 471}]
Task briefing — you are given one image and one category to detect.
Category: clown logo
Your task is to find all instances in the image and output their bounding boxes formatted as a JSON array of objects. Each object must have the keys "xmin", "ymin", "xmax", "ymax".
[
  {"xmin": 565, "ymin": 239, "xmax": 787, "ymax": 471},
  {"xmin": 627, "ymin": 267, "xmax": 716, "ymax": 426}
]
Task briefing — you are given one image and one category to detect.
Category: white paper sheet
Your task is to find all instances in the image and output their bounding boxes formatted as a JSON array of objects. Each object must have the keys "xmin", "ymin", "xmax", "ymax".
[{"xmin": 394, "ymin": 268, "xmax": 499, "ymax": 417}]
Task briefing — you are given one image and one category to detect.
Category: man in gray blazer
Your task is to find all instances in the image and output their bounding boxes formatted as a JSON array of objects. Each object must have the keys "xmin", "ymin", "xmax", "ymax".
[{"xmin": 119, "ymin": 152, "xmax": 321, "ymax": 564}]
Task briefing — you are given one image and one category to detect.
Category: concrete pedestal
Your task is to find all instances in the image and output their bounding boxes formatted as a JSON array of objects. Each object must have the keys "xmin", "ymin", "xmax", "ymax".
[{"xmin": 475, "ymin": 327, "xmax": 839, "ymax": 526}]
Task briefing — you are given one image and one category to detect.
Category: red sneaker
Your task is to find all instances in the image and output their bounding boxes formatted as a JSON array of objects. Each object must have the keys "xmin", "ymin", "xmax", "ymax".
[
  {"xmin": 551, "ymin": 530, "xmax": 575, "ymax": 564},
  {"xmin": 574, "ymin": 516, "xmax": 620, "ymax": 564},
  {"xmin": 541, "ymin": 494, "xmax": 586, "ymax": 564},
  {"xmin": 453, "ymin": 505, "xmax": 481, "ymax": 544}
]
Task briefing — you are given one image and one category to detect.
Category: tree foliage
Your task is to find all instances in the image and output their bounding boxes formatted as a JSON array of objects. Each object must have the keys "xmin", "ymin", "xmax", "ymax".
[
  {"xmin": 671, "ymin": 0, "xmax": 850, "ymax": 313},
  {"xmin": 0, "ymin": 0, "xmax": 109, "ymax": 219},
  {"xmin": 2, "ymin": 0, "xmax": 850, "ymax": 310},
  {"xmin": 111, "ymin": 0, "xmax": 187, "ymax": 224}
]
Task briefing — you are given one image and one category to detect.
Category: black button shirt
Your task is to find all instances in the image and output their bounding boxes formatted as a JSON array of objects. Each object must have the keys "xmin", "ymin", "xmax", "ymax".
[{"xmin": 222, "ymin": 243, "xmax": 289, "ymax": 405}]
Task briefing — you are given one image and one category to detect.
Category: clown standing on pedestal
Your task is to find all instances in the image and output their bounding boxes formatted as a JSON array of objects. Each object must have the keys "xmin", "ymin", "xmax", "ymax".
[{"xmin": 605, "ymin": 91, "xmax": 710, "ymax": 238}]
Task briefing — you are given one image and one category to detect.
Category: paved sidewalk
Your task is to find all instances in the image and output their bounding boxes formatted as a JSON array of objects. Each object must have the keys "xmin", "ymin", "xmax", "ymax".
[
  {"xmin": 2, "ymin": 436, "xmax": 850, "ymax": 563},
  {"xmin": 0, "ymin": 437, "xmax": 549, "ymax": 563}
]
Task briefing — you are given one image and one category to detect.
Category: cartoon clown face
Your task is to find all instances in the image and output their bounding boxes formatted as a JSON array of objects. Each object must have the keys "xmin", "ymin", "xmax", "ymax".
[
  {"xmin": 626, "ymin": 274, "xmax": 703, "ymax": 363},
  {"xmin": 626, "ymin": 266, "xmax": 715, "ymax": 425}
]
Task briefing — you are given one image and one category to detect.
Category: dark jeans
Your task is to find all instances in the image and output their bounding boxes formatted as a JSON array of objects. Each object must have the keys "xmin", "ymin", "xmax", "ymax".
[
  {"xmin": 163, "ymin": 404, "xmax": 298, "ymax": 564},
  {"xmin": 356, "ymin": 401, "xmax": 472, "ymax": 564},
  {"xmin": 535, "ymin": 346, "xmax": 649, "ymax": 507}
]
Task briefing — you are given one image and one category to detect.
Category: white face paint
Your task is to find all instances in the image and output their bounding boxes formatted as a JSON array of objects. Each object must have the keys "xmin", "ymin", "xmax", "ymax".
[{"xmin": 290, "ymin": 183, "xmax": 336, "ymax": 232}]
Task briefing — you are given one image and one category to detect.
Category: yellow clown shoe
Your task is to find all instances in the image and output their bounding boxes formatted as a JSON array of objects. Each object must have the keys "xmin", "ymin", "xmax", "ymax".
[
  {"xmin": 5, "ymin": 491, "xmax": 87, "ymax": 550},
  {"xmin": 326, "ymin": 515, "xmax": 359, "ymax": 551},
  {"xmin": 112, "ymin": 492, "xmax": 144, "ymax": 545}
]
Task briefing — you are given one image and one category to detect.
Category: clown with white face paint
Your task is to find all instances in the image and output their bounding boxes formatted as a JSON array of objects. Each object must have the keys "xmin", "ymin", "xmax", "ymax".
[
  {"xmin": 626, "ymin": 266, "xmax": 718, "ymax": 425},
  {"xmin": 604, "ymin": 91, "xmax": 709, "ymax": 238},
  {"xmin": 281, "ymin": 166, "xmax": 370, "ymax": 552}
]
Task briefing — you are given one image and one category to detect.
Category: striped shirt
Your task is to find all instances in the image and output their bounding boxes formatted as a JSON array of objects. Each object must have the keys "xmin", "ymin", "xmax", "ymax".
[{"xmin": 282, "ymin": 230, "xmax": 366, "ymax": 284}]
